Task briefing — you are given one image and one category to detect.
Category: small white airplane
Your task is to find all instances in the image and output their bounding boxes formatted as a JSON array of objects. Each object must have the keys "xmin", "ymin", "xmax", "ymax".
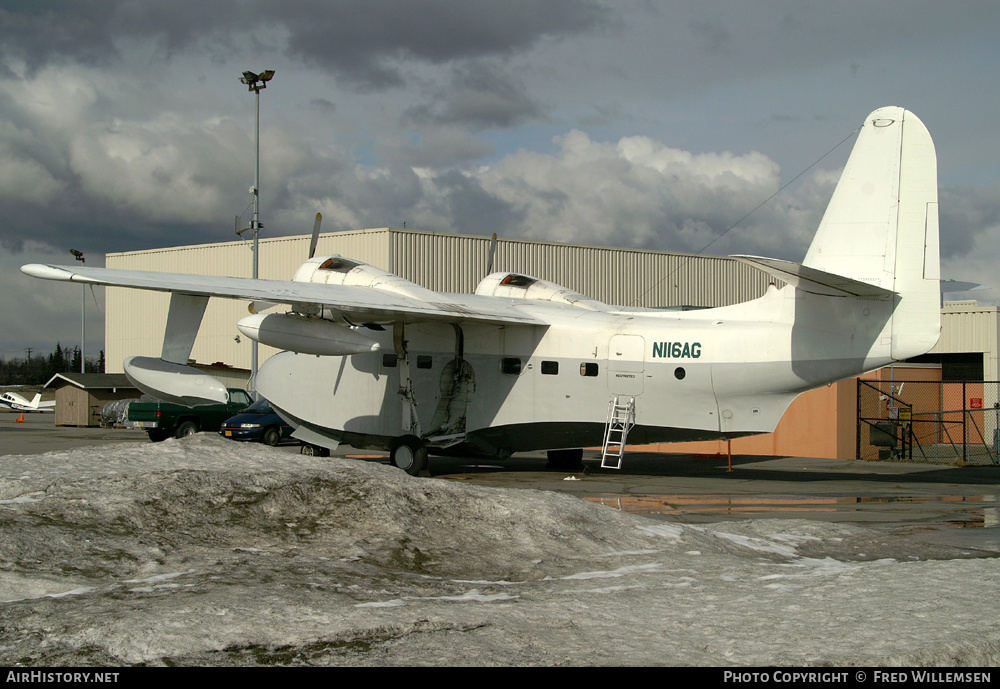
[
  {"xmin": 22, "ymin": 107, "xmax": 941, "ymax": 474},
  {"xmin": 0, "ymin": 391, "xmax": 56, "ymax": 412}
]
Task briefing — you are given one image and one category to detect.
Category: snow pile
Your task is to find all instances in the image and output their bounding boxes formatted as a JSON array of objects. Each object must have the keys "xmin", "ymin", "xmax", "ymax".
[{"xmin": 1, "ymin": 435, "xmax": 998, "ymax": 666}]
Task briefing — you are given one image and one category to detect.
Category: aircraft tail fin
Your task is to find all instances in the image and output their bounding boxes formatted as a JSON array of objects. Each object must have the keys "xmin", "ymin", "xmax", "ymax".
[
  {"xmin": 29, "ymin": 393, "xmax": 41, "ymax": 408},
  {"xmin": 802, "ymin": 106, "xmax": 940, "ymax": 360}
]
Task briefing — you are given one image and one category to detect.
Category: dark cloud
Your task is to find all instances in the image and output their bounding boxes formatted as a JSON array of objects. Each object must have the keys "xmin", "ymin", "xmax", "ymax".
[
  {"xmin": 0, "ymin": 2, "xmax": 120, "ymax": 73},
  {"xmin": 0, "ymin": 1, "xmax": 246, "ymax": 75},
  {"xmin": 279, "ymin": 0, "xmax": 608, "ymax": 89},
  {"xmin": 688, "ymin": 16, "xmax": 733, "ymax": 55},
  {"xmin": 431, "ymin": 169, "xmax": 525, "ymax": 237},
  {"xmin": 1, "ymin": 1, "xmax": 998, "ymax": 356},
  {"xmin": 403, "ymin": 62, "xmax": 543, "ymax": 129},
  {"xmin": 0, "ymin": 1, "xmax": 608, "ymax": 89},
  {"xmin": 309, "ymin": 98, "xmax": 336, "ymax": 114},
  {"xmin": 374, "ymin": 130, "xmax": 497, "ymax": 168},
  {"xmin": 939, "ymin": 183, "xmax": 1000, "ymax": 260}
]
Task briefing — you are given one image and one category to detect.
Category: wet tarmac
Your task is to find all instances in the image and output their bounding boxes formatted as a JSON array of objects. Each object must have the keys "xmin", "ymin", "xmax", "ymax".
[
  {"xmin": 408, "ymin": 450, "xmax": 1000, "ymax": 553},
  {"xmin": 5, "ymin": 411, "xmax": 999, "ymax": 554}
]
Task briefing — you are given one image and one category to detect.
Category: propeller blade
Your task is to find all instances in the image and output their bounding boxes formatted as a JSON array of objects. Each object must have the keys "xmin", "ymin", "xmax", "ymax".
[
  {"xmin": 486, "ymin": 233, "xmax": 497, "ymax": 274},
  {"xmin": 308, "ymin": 213, "xmax": 322, "ymax": 259}
]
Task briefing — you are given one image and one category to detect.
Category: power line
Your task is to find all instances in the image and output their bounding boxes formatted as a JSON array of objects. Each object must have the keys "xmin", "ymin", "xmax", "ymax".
[{"xmin": 630, "ymin": 124, "xmax": 863, "ymax": 307}]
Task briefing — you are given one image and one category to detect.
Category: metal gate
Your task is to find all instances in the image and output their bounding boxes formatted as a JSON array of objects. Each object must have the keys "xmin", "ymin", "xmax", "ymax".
[{"xmin": 857, "ymin": 379, "xmax": 1000, "ymax": 465}]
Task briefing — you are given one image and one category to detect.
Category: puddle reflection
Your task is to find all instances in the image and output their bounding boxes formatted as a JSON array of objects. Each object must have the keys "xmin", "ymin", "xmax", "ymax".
[{"xmin": 583, "ymin": 494, "xmax": 998, "ymax": 528}]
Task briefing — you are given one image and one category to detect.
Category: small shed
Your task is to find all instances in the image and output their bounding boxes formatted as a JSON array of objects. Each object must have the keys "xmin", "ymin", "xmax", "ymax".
[{"xmin": 44, "ymin": 373, "xmax": 138, "ymax": 427}]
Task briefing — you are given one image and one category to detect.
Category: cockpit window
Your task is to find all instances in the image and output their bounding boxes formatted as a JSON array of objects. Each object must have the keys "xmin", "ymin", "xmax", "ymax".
[
  {"xmin": 318, "ymin": 257, "xmax": 360, "ymax": 273},
  {"xmin": 499, "ymin": 274, "xmax": 537, "ymax": 288}
]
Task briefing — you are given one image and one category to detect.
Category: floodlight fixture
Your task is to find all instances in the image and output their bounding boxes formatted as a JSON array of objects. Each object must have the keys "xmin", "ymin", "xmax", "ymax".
[{"xmin": 240, "ymin": 69, "xmax": 275, "ymax": 93}]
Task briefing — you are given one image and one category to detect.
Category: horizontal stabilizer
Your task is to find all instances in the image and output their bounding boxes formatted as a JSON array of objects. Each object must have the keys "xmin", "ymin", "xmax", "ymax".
[{"xmin": 731, "ymin": 255, "xmax": 895, "ymax": 298}]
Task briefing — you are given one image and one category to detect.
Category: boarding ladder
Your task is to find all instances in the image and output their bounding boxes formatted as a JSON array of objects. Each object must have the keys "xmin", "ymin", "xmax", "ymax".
[{"xmin": 601, "ymin": 395, "xmax": 635, "ymax": 469}]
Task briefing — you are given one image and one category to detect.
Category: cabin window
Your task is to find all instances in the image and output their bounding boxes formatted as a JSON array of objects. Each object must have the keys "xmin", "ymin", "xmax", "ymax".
[
  {"xmin": 382, "ymin": 353, "xmax": 398, "ymax": 368},
  {"xmin": 541, "ymin": 361, "xmax": 559, "ymax": 375},
  {"xmin": 674, "ymin": 367, "xmax": 686, "ymax": 380},
  {"xmin": 580, "ymin": 362, "xmax": 599, "ymax": 377},
  {"xmin": 501, "ymin": 357, "xmax": 522, "ymax": 375},
  {"xmin": 417, "ymin": 355, "xmax": 433, "ymax": 369}
]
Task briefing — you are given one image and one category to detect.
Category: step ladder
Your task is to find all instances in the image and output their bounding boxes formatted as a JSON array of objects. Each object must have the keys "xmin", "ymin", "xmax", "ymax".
[{"xmin": 601, "ymin": 396, "xmax": 635, "ymax": 469}]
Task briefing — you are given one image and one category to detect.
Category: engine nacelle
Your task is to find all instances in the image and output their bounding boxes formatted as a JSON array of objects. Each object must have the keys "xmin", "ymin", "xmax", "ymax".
[
  {"xmin": 294, "ymin": 255, "xmax": 438, "ymax": 301},
  {"xmin": 475, "ymin": 272, "xmax": 611, "ymax": 311}
]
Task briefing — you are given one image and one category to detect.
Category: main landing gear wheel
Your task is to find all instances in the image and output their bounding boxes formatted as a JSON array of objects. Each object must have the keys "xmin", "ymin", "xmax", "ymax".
[
  {"xmin": 390, "ymin": 435, "xmax": 428, "ymax": 476},
  {"xmin": 300, "ymin": 443, "xmax": 330, "ymax": 457},
  {"xmin": 546, "ymin": 448, "xmax": 583, "ymax": 471}
]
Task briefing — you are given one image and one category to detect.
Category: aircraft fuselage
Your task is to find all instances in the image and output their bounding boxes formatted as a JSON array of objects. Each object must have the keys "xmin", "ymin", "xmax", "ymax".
[{"xmin": 257, "ymin": 280, "xmax": 895, "ymax": 457}]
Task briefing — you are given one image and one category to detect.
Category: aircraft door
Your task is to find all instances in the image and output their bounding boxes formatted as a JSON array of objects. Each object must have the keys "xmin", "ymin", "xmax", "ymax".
[{"xmin": 608, "ymin": 334, "xmax": 645, "ymax": 396}]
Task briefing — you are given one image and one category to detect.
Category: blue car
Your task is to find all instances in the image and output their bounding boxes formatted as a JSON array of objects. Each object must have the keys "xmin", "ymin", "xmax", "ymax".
[{"xmin": 219, "ymin": 398, "xmax": 293, "ymax": 446}]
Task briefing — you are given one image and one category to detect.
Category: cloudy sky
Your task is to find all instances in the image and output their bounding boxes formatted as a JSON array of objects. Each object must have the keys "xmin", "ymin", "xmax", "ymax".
[{"xmin": 2, "ymin": 1, "xmax": 999, "ymax": 361}]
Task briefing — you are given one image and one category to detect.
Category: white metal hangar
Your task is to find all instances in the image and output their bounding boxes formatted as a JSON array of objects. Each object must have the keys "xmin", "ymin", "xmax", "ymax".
[{"xmin": 104, "ymin": 226, "xmax": 776, "ymax": 382}]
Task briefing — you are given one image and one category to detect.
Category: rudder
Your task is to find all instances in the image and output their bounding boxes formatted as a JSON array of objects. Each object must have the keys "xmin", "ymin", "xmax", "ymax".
[{"xmin": 803, "ymin": 107, "xmax": 940, "ymax": 360}]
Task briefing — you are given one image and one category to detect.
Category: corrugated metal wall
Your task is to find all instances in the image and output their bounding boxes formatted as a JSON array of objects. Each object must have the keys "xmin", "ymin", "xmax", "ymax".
[
  {"xmin": 935, "ymin": 303, "xmax": 998, "ymax": 353},
  {"xmin": 932, "ymin": 302, "xmax": 1000, "ymax": 381},
  {"xmin": 106, "ymin": 230, "xmax": 395, "ymax": 374},
  {"xmin": 390, "ymin": 230, "xmax": 772, "ymax": 307},
  {"xmin": 106, "ymin": 227, "xmax": 773, "ymax": 376}
]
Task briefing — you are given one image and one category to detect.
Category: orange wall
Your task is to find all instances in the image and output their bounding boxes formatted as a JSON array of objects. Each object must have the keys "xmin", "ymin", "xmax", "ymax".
[{"xmin": 630, "ymin": 366, "xmax": 940, "ymax": 460}]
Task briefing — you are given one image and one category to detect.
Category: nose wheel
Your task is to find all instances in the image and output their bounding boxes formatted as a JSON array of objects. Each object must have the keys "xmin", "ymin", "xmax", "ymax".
[{"xmin": 390, "ymin": 435, "xmax": 428, "ymax": 476}]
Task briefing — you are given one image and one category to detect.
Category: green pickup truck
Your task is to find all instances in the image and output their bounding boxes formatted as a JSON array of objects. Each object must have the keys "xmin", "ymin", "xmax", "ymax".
[{"xmin": 127, "ymin": 388, "xmax": 253, "ymax": 442}]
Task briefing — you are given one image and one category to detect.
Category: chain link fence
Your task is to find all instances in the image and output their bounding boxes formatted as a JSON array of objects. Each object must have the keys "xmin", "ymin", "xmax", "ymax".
[{"xmin": 857, "ymin": 379, "xmax": 1000, "ymax": 465}]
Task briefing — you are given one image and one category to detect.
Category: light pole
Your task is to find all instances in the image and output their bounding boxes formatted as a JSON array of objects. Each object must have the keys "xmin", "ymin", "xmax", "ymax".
[
  {"xmin": 70, "ymin": 249, "xmax": 85, "ymax": 373},
  {"xmin": 239, "ymin": 69, "xmax": 274, "ymax": 394}
]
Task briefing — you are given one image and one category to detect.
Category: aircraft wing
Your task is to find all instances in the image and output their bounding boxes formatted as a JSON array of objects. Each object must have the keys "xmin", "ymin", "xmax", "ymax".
[{"xmin": 20, "ymin": 263, "xmax": 546, "ymax": 326}]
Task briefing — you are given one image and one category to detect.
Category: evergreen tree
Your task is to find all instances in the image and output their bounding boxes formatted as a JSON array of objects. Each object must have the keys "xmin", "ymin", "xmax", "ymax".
[
  {"xmin": 47, "ymin": 343, "xmax": 66, "ymax": 378},
  {"xmin": 0, "ymin": 344, "xmax": 103, "ymax": 385}
]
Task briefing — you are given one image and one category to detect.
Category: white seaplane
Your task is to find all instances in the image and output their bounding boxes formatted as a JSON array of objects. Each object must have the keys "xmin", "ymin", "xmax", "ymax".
[{"xmin": 22, "ymin": 107, "xmax": 941, "ymax": 474}]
